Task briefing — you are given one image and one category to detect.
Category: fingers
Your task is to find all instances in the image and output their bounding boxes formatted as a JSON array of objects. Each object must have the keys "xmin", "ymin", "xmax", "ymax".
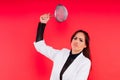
[
  {"xmin": 40, "ymin": 13, "xmax": 51, "ymax": 23},
  {"xmin": 40, "ymin": 13, "xmax": 49, "ymax": 20}
]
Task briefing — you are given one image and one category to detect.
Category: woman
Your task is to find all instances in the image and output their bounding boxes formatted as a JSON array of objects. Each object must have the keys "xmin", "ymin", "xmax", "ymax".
[{"xmin": 34, "ymin": 13, "xmax": 91, "ymax": 80}]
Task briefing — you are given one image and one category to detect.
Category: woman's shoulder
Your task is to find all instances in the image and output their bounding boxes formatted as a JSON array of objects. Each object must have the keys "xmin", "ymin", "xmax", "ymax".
[
  {"xmin": 60, "ymin": 48, "xmax": 70, "ymax": 53},
  {"xmin": 56, "ymin": 48, "xmax": 70, "ymax": 56}
]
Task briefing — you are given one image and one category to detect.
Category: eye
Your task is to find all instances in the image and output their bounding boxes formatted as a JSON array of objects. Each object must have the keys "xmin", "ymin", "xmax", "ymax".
[
  {"xmin": 73, "ymin": 37, "xmax": 77, "ymax": 40},
  {"xmin": 79, "ymin": 38, "xmax": 83, "ymax": 42}
]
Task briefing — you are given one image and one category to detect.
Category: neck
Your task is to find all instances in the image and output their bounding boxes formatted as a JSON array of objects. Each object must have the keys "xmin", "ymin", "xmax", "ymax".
[{"xmin": 71, "ymin": 50, "xmax": 82, "ymax": 55}]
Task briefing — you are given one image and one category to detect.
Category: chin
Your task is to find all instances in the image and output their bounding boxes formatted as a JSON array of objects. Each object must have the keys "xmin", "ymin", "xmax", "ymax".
[{"xmin": 72, "ymin": 49, "xmax": 79, "ymax": 52}]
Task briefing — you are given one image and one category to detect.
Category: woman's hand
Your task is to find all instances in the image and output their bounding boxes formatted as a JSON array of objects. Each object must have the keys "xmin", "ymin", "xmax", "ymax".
[{"xmin": 40, "ymin": 13, "xmax": 50, "ymax": 23}]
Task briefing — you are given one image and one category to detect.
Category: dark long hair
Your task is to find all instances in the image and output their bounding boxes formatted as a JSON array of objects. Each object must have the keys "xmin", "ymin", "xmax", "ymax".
[{"xmin": 71, "ymin": 30, "xmax": 90, "ymax": 59}]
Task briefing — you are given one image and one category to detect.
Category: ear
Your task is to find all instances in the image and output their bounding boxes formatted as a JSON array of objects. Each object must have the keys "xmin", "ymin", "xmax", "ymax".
[{"xmin": 84, "ymin": 44, "xmax": 87, "ymax": 48}]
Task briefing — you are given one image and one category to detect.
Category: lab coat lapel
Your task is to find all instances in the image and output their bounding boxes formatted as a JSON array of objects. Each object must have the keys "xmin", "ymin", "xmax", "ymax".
[{"xmin": 63, "ymin": 52, "xmax": 84, "ymax": 79}]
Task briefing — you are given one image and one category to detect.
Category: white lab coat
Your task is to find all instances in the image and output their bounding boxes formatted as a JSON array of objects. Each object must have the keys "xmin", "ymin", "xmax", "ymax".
[{"xmin": 34, "ymin": 40, "xmax": 91, "ymax": 80}]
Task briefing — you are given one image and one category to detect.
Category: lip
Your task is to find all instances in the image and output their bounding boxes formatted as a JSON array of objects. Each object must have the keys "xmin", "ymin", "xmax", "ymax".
[{"xmin": 73, "ymin": 43, "xmax": 78, "ymax": 47}]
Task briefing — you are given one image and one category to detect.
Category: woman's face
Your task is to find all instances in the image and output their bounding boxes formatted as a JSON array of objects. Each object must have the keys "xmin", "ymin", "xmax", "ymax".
[{"xmin": 71, "ymin": 32, "xmax": 86, "ymax": 54}]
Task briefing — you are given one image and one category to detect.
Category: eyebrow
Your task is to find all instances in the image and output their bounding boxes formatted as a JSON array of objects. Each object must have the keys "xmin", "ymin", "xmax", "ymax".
[{"xmin": 74, "ymin": 36, "xmax": 84, "ymax": 41}]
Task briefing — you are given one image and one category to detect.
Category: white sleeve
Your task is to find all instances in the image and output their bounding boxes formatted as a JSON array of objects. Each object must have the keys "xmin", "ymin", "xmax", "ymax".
[
  {"xmin": 75, "ymin": 60, "xmax": 91, "ymax": 80},
  {"xmin": 33, "ymin": 40, "xmax": 60, "ymax": 61}
]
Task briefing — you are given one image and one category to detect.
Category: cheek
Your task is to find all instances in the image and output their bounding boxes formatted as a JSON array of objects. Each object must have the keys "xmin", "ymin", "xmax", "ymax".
[
  {"xmin": 71, "ymin": 41, "xmax": 76, "ymax": 48},
  {"xmin": 77, "ymin": 42, "xmax": 86, "ymax": 48},
  {"xmin": 79, "ymin": 43, "xmax": 86, "ymax": 48}
]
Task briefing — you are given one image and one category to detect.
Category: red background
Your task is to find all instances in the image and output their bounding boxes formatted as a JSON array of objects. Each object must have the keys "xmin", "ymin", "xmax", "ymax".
[{"xmin": 0, "ymin": 0, "xmax": 120, "ymax": 80}]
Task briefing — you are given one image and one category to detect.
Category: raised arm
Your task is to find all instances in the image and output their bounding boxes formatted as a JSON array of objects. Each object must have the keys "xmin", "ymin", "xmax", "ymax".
[
  {"xmin": 36, "ymin": 13, "xmax": 50, "ymax": 42},
  {"xmin": 34, "ymin": 13, "xmax": 61, "ymax": 61}
]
